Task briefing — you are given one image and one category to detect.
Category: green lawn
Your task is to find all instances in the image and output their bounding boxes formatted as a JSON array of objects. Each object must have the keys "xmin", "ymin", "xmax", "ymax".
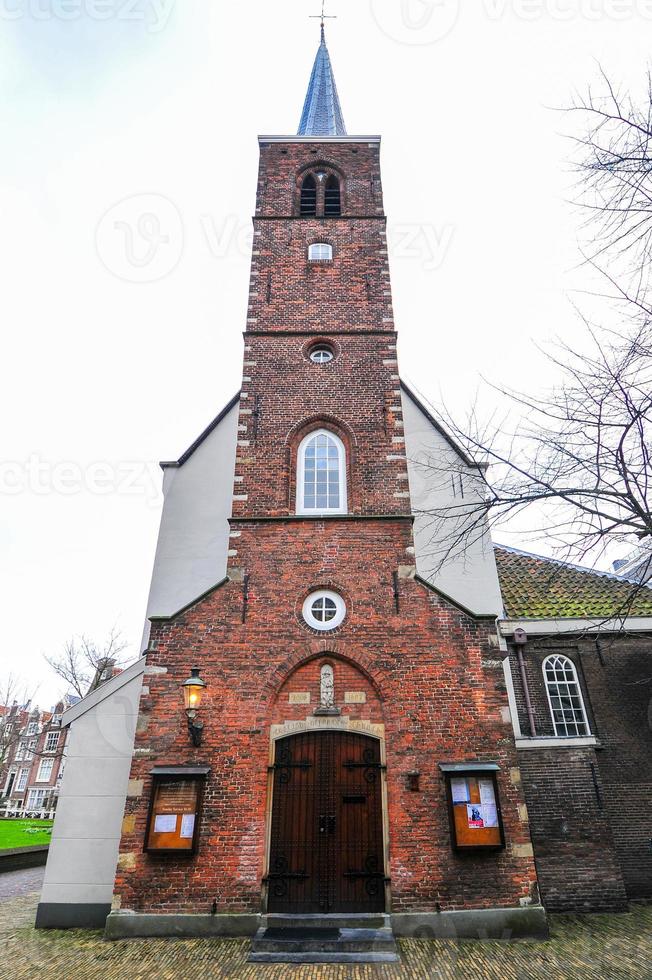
[{"xmin": 0, "ymin": 819, "xmax": 53, "ymax": 850}]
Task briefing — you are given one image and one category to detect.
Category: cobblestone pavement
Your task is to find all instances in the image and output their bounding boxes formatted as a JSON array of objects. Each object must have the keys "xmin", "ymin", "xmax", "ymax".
[
  {"xmin": 0, "ymin": 866, "xmax": 44, "ymax": 901},
  {"xmin": 0, "ymin": 888, "xmax": 650, "ymax": 980}
]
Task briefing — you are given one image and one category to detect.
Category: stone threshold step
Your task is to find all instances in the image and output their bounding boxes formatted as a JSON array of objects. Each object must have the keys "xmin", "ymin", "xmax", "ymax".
[
  {"xmin": 264, "ymin": 913, "xmax": 389, "ymax": 930},
  {"xmin": 248, "ymin": 952, "xmax": 400, "ymax": 964},
  {"xmin": 252, "ymin": 933, "xmax": 396, "ymax": 954}
]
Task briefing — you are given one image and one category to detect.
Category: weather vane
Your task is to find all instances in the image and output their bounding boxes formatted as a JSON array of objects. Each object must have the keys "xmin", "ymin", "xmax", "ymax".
[{"xmin": 310, "ymin": 0, "xmax": 336, "ymax": 32}]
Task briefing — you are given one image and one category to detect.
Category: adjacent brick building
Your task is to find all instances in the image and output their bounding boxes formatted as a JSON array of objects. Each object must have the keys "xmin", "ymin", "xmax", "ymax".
[
  {"xmin": 496, "ymin": 545, "xmax": 652, "ymax": 912},
  {"xmin": 1, "ymin": 703, "xmax": 67, "ymax": 817}
]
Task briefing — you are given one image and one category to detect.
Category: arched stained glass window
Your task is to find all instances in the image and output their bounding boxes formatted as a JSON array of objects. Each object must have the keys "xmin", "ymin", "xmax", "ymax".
[
  {"xmin": 543, "ymin": 655, "xmax": 590, "ymax": 737},
  {"xmin": 297, "ymin": 429, "xmax": 347, "ymax": 515}
]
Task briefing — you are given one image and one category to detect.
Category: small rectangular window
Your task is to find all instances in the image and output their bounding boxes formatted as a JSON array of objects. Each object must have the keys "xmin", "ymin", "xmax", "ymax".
[
  {"xmin": 27, "ymin": 788, "xmax": 48, "ymax": 809},
  {"xmin": 441, "ymin": 765, "xmax": 505, "ymax": 851},
  {"xmin": 37, "ymin": 758, "xmax": 54, "ymax": 782},
  {"xmin": 44, "ymin": 732, "xmax": 60, "ymax": 753},
  {"xmin": 145, "ymin": 767, "xmax": 209, "ymax": 856},
  {"xmin": 308, "ymin": 243, "xmax": 333, "ymax": 262},
  {"xmin": 16, "ymin": 769, "xmax": 29, "ymax": 792}
]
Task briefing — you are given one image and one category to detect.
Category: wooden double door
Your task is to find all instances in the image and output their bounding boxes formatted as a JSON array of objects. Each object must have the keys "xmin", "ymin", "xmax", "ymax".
[{"xmin": 267, "ymin": 731, "xmax": 386, "ymax": 914}]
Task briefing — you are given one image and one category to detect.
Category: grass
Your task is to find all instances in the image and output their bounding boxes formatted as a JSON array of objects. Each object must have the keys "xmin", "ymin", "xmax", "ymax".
[{"xmin": 0, "ymin": 818, "xmax": 53, "ymax": 850}]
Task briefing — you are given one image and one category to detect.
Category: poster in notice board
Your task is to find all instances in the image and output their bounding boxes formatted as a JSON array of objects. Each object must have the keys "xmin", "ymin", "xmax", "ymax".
[
  {"xmin": 146, "ymin": 777, "xmax": 202, "ymax": 853},
  {"xmin": 446, "ymin": 772, "xmax": 504, "ymax": 850}
]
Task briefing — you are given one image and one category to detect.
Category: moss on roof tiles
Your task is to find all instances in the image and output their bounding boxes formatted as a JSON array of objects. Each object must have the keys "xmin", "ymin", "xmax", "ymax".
[{"xmin": 495, "ymin": 546, "xmax": 652, "ymax": 619}]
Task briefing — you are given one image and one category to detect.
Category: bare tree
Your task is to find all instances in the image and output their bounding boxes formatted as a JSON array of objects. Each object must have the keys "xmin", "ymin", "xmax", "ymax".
[
  {"xmin": 417, "ymin": 322, "xmax": 651, "ymax": 576},
  {"xmin": 44, "ymin": 628, "xmax": 129, "ymax": 700},
  {"xmin": 417, "ymin": 70, "xmax": 652, "ymax": 597},
  {"xmin": 569, "ymin": 66, "xmax": 652, "ymax": 306}
]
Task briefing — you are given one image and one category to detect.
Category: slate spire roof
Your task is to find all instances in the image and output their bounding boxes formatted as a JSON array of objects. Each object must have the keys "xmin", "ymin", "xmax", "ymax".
[{"xmin": 298, "ymin": 24, "xmax": 347, "ymax": 137}]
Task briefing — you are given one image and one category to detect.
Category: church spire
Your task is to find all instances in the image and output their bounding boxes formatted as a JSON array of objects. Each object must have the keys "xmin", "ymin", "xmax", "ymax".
[{"xmin": 297, "ymin": 19, "xmax": 347, "ymax": 138}]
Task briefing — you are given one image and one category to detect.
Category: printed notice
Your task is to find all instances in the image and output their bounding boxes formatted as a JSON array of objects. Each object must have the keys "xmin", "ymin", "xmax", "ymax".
[
  {"xmin": 180, "ymin": 814, "xmax": 196, "ymax": 839},
  {"xmin": 467, "ymin": 804, "xmax": 485, "ymax": 828},
  {"xmin": 479, "ymin": 779, "xmax": 496, "ymax": 805},
  {"xmin": 451, "ymin": 778, "xmax": 469, "ymax": 803},
  {"xmin": 154, "ymin": 814, "xmax": 177, "ymax": 834},
  {"xmin": 466, "ymin": 804, "xmax": 498, "ymax": 829}
]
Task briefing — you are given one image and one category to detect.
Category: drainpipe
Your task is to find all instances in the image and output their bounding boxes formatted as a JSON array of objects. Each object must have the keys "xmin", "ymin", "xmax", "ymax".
[{"xmin": 513, "ymin": 630, "xmax": 537, "ymax": 738}]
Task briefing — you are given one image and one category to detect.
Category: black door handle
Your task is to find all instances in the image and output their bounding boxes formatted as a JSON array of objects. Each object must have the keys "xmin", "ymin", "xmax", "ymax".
[{"xmin": 319, "ymin": 815, "xmax": 336, "ymax": 835}]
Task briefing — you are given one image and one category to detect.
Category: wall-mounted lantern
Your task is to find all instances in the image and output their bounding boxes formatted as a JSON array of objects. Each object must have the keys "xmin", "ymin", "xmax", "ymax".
[{"xmin": 182, "ymin": 667, "xmax": 207, "ymax": 747}]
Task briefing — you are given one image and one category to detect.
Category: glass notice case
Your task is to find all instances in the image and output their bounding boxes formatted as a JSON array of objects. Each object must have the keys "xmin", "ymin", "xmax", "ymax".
[
  {"xmin": 144, "ymin": 766, "xmax": 209, "ymax": 855},
  {"xmin": 440, "ymin": 764, "xmax": 505, "ymax": 852}
]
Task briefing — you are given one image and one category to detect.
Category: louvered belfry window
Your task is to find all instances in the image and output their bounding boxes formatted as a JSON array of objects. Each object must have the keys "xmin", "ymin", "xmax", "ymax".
[
  {"xmin": 324, "ymin": 175, "xmax": 341, "ymax": 216},
  {"xmin": 300, "ymin": 174, "xmax": 317, "ymax": 216}
]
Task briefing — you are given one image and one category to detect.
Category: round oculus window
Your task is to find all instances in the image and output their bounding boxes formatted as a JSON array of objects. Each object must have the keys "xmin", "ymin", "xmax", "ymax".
[
  {"xmin": 310, "ymin": 345, "xmax": 334, "ymax": 364},
  {"xmin": 302, "ymin": 590, "xmax": 346, "ymax": 631}
]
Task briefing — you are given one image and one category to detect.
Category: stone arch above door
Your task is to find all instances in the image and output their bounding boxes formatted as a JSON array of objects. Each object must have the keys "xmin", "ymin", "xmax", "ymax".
[{"xmin": 269, "ymin": 653, "xmax": 384, "ymax": 730}]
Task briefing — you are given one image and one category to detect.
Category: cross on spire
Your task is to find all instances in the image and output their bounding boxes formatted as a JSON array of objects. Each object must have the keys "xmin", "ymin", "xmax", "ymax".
[{"xmin": 310, "ymin": 0, "xmax": 336, "ymax": 40}]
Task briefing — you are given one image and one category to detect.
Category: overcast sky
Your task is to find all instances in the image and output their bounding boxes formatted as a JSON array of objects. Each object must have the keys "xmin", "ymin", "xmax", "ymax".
[{"xmin": 2, "ymin": 0, "xmax": 650, "ymax": 706}]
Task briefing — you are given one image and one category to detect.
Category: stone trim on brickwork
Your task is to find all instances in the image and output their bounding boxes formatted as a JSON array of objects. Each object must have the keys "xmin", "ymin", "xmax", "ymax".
[{"xmin": 515, "ymin": 736, "xmax": 600, "ymax": 750}]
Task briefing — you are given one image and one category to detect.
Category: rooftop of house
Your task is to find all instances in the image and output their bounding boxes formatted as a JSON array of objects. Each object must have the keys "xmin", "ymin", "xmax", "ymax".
[{"xmin": 495, "ymin": 545, "xmax": 652, "ymax": 619}]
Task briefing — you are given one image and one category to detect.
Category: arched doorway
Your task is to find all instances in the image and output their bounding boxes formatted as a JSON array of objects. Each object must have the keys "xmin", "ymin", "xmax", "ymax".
[{"xmin": 266, "ymin": 730, "xmax": 386, "ymax": 914}]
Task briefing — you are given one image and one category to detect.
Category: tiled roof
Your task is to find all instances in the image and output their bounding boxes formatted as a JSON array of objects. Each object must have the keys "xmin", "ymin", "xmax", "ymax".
[
  {"xmin": 298, "ymin": 25, "xmax": 347, "ymax": 137},
  {"xmin": 495, "ymin": 545, "xmax": 652, "ymax": 619}
]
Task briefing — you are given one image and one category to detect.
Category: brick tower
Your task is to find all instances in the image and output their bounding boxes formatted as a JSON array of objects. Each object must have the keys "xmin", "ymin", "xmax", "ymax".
[{"xmin": 109, "ymin": 25, "xmax": 546, "ymax": 945}]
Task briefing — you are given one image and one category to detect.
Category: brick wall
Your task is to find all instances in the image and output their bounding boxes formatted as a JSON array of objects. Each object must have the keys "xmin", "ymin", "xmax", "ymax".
[
  {"xmin": 509, "ymin": 632, "xmax": 652, "ymax": 907},
  {"xmin": 517, "ymin": 747, "xmax": 627, "ymax": 912},
  {"xmin": 114, "ymin": 556, "xmax": 538, "ymax": 915}
]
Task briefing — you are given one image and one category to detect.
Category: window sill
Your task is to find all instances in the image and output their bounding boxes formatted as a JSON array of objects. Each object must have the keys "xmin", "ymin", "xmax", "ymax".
[{"xmin": 515, "ymin": 736, "xmax": 600, "ymax": 750}]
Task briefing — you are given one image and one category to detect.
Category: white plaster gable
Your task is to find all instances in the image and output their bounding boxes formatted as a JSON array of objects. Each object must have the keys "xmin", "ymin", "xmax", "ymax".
[
  {"xmin": 401, "ymin": 383, "xmax": 503, "ymax": 617},
  {"xmin": 140, "ymin": 396, "xmax": 240, "ymax": 650},
  {"xmin": 140, "ymin": 383, "xmax": 502, "ymax": 649}
]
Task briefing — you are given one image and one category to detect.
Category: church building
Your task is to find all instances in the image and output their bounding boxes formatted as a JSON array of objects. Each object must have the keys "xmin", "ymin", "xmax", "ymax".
[{"xmin": 36, "ymin": 26, "xmax": 560, "ymax": 956}]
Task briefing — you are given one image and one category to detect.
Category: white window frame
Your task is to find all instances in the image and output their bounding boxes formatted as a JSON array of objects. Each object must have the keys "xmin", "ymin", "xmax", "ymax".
[
  {"xmin": 296, "ymin": 429, "xmax": 347, "ymax": 516},
  {"xmin": 36, "ymin": 758, "xmax": 54, "ymax": 783},
  {"xmin": 308, "ymin": 242, "xmax": 333, "ymax": 262},
  {"xmin": 16, "ymin": 768, "xmax": 30, "ymax": 792},
  {"xmin": 26, "ymin": 721, "xmax": 38, "ymax": 736},
  {"xmin": 303, "ymin": 590, "xmax": 346, "ymax": 632},
  {"xmin": 27, "ymin": 788, "xmax": 48, "ymax": 809},
  {"xmin": 543, "ymin": 654, "xmax": 590, "ymax": 738},
  {"xmin": 44, "ymin": 731, "xmax": 60, "ymax": 753},
  {"xmin": 309, "ymin": 345, "xmax": 334, "ymax": 365}
]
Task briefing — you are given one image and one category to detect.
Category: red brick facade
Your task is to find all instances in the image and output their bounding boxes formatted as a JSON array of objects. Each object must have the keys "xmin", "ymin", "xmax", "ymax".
[{"xmin": 113, "ymin": 137, "xmax": 540, "ymax": 919}]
